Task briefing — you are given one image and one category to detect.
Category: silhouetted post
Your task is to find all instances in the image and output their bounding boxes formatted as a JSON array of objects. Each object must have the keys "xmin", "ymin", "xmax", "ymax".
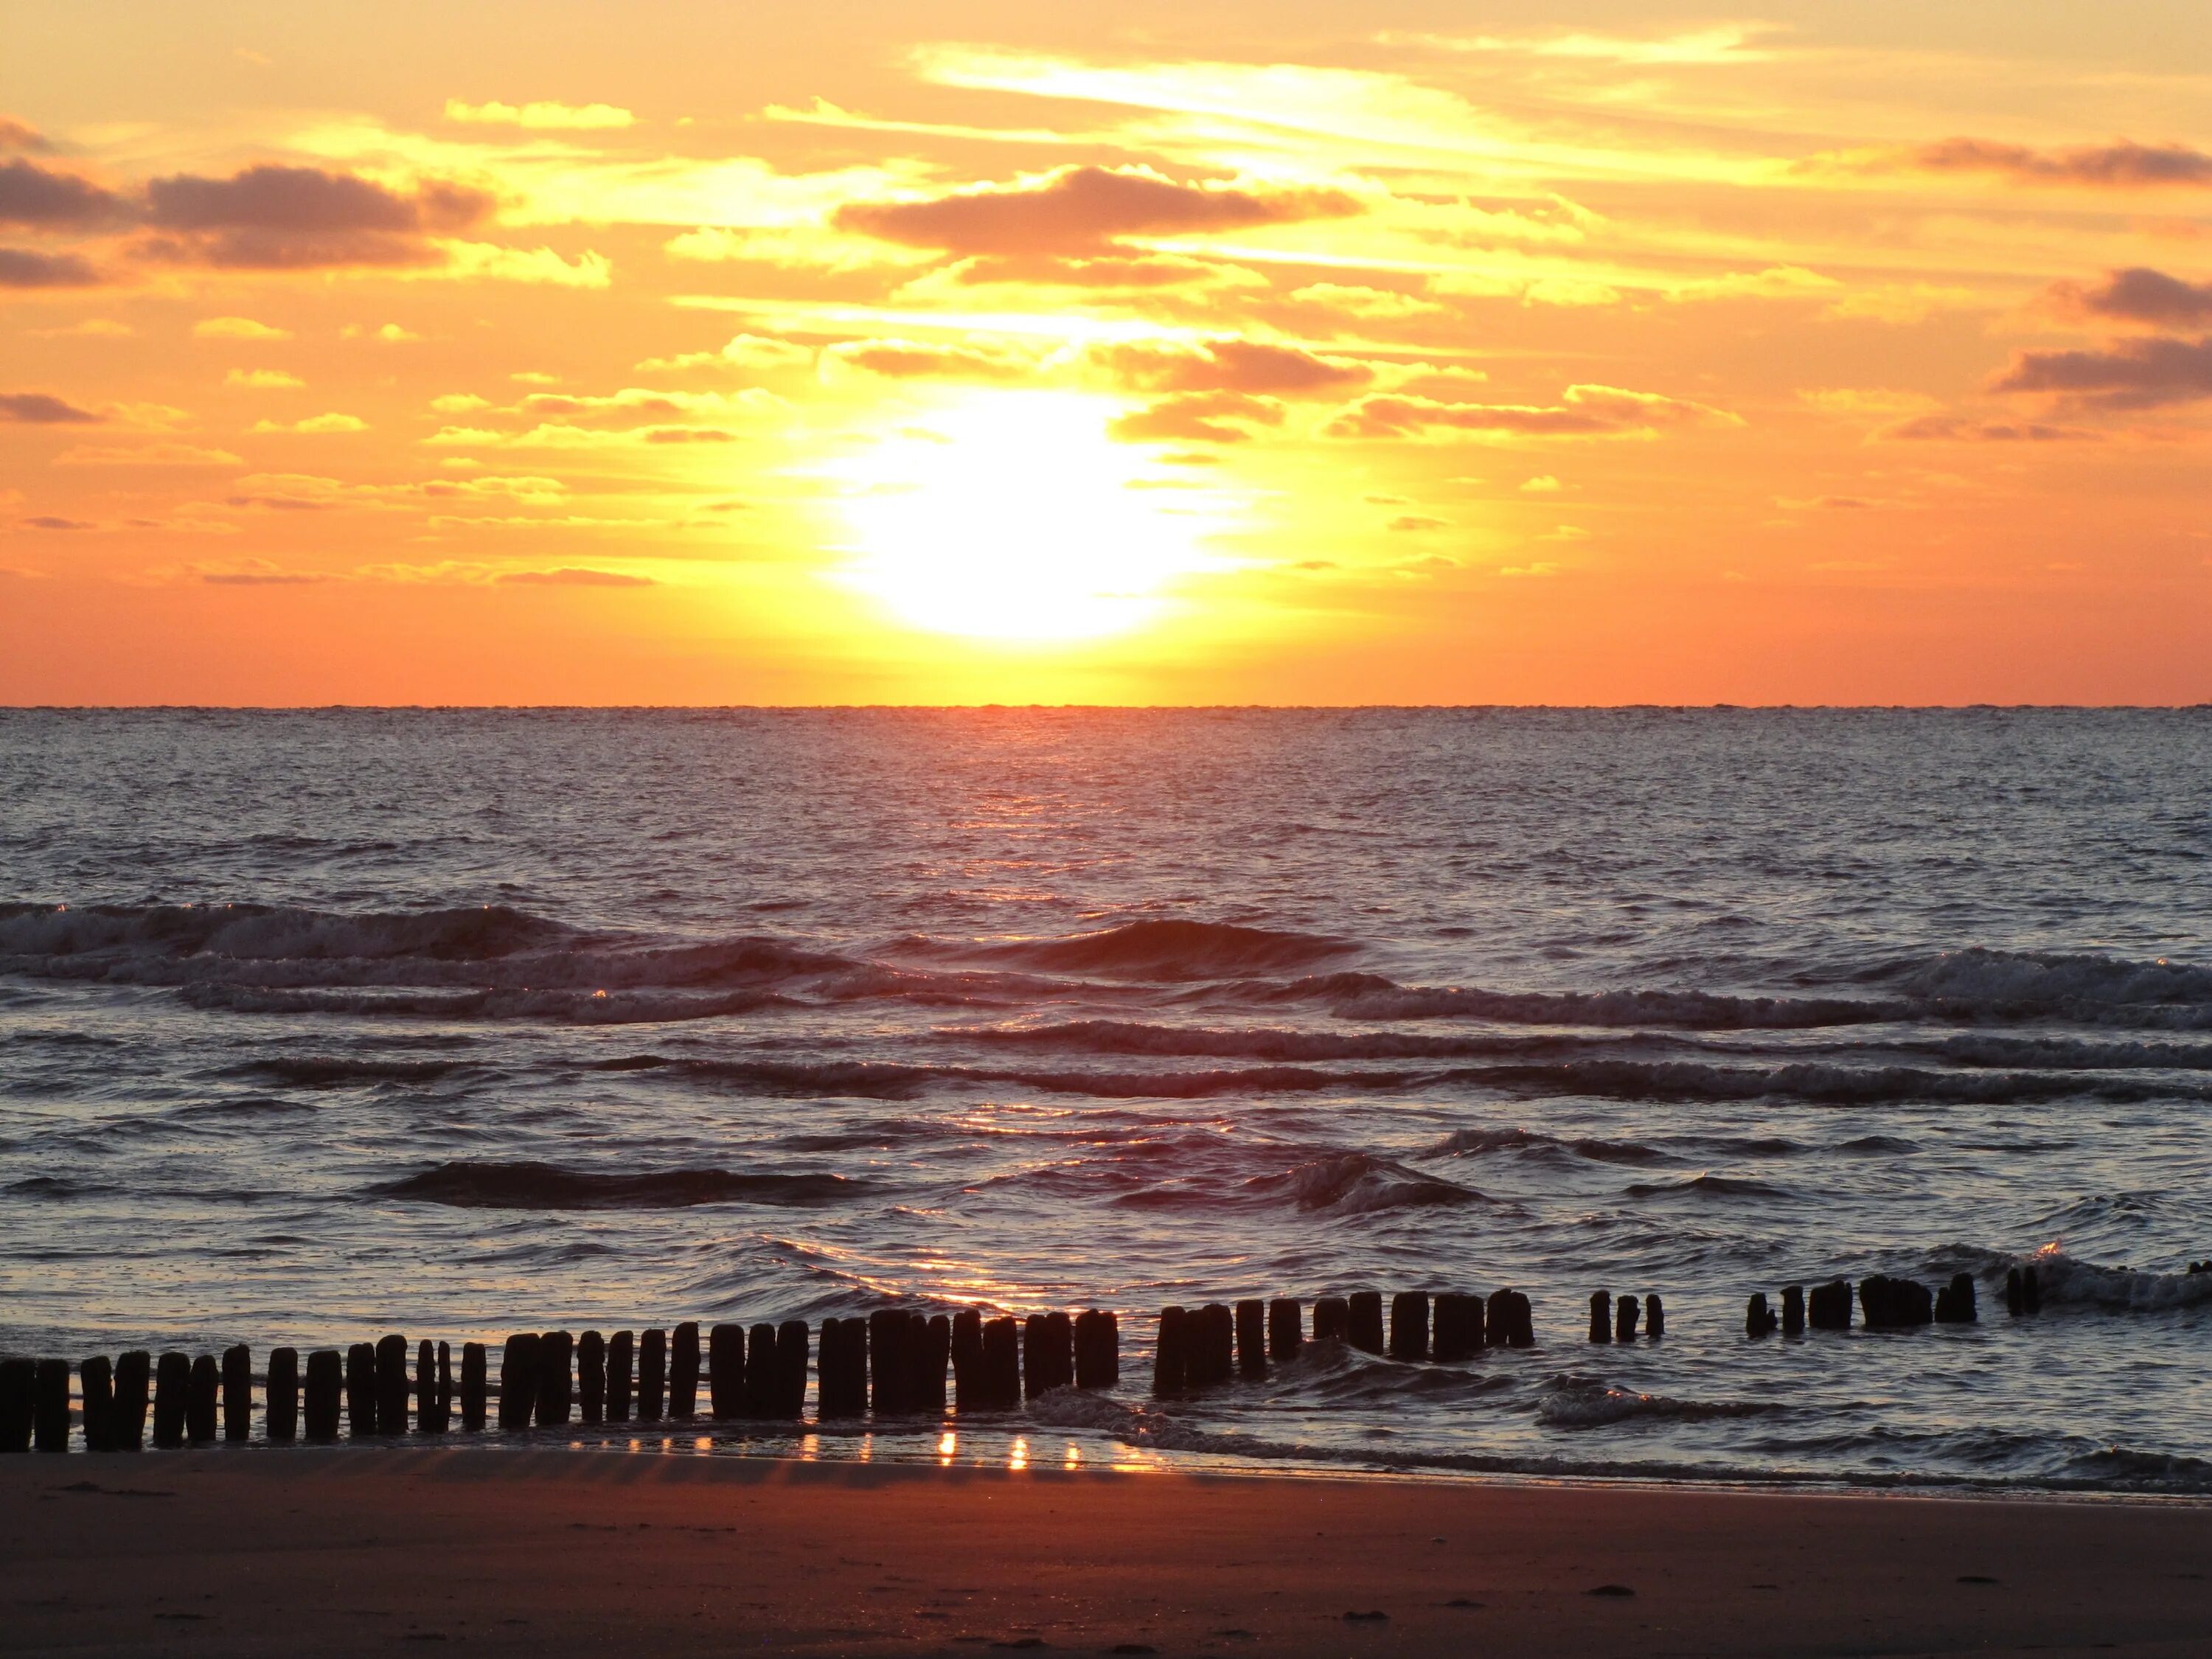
[
  {"xmin": 818, "ymin": 1318, "xmax": 866, "ymax": 1419},
  {"xmin": 345, "ymin": 1343, "xmax": 378, "ymax": 1436},
  {"xmin": 460, "ymin": 1343, "xmax": 488, "ymax": 1431},
  {"xmin": 1506, "ymin": 1291, "xmax": 1535, "ymax": 1348},
  {"xmin": 1746, "ymin": 1293, "xmax": 1776, "ymax": 1337},
  {"xmin": 1483, "ymin": 1290, "xmax": 1514, "ymax": 1349},
  {"xmin": 80, "ymin": 1356, "xmax": 115, "ymax": 1453},
  {"xmin": 1232, "ymin": 1300, "xmax": 1266, "ymax": 1377},
  {"xmin": 606, "ymin": 1332, "xmax": 633, "ymax": 1422},
  {"xmin": 1347, "ymin": 1292, "xmax": 1385, "ymax": 1354},
  {"xmin": 1390, "ymin": 1292, "xmax": 1430, "ymax": 1361},
  {"xmin": 2006, "ymin": 1267, "xmax": 2023, "ymax": 1316},
  {"xmin": 952, "ymin": 1311, "xmax": 985, "ymax": 1411},
  {"xmin": 266, "ymin": 1348, "xmax": 299, "ymax": 1442},
  {"xmin": 110, "ymin": 1350, "xmax": 149, "ymax": 1452},
  {"xmin": 222, "ymin": 1344, "xmax": 251, "ymax": 1441},
  {"xmin": 1151, "ymin": 1306, "xmax": 1189, "ymax": 1397},
  {"xmin": 638, "ymin": 1329, "xmax": 666, "ymax": 1422},
  {"xmin": 1935, "ymin": 1273, "xmax": 1978, "ymax": 1324},
  {"xmin": 1312, "ymin": 1296, "xmax": 1350, "ymax": 1343},
  {"xmin": 1267, "ymin": 1298, "xmax": 1302, "ymax": 1363},
  {"xmin": 34, "ymin": 1360, "xmax": 69, "ymax": 1452},
  {"xmin": 1589, "ymin": 1290, "xmax": 1613, "ymax": 1343},
  {"xmin": 669, "ymin": 1322, "xmax": 700, "ymax": 1418},
  {"xmin": 0, "ymin": 1360, "xmax": 32, "ymax": 1452},
  {"xmin": 740, "ymin": 1323, "xmax": 777, "ymax": 1418},
  {"xmin": 304, "ymin": 1350, "xmax": 342, "ymax": 1441},
  {"xmin": 917, "ymin": 1316, "xmax": 948, "ymax": 1416},
  {"xmin": 438, "ymin": 1342, "xmax": 451, "ymax": 1425},
  {"xmin": 187, "ymin": 1354, "xmax": 219, "ymax": 1444},
  {"xmin": 497, "ymin": 1334, "xmax": 539, "ymax": 1432},
  {"xmin": 375, "ymin": 1335, "xmax": 408, "ymax": 1436},
  {"xmin": 1781, "ymin": 1285, "xmax": 1806, "ymax": 1337},
  {"xmin": 975, "ymin": 1315, "xmax": 1014, "ymax": 1410},
  {"xmin": 869, "ymin": 1310, "xmax": 908, "ymax": 1416},
  {"xmin": 1808, "ymin": 1279, "xmax": 1851, "ymax": 1329},
  {"xmin": 2023, "ymin": 1265, "xmax": 2042, "ymax": 1313},
  {"xmin": 1074, "ymin": 1310, "xmax": 1118, "ymax": 1388},
  {"xmin": 419, "ymin": 1340, "xmax": 448, "ymax": 1433},
  {"xmin": 154, "ymin": 1352, "xmax": 190, "ymax": 1448},
  {"xmin": 535, "ymin": 1331, "xmax": 574, "ymax": 1427},
  {"xmin": 577, "ymin": 1331, "xmax": 605, "ymax": 1426},
  {"xmin": 1191, "ymin": 1304, "xmax": 1235, "ymax": 1388},
  {"xmin": 1432, "ymin": 1293, "xmax": 1482, "ymax": 1361},
  {"xmin": 1644, "ymin": 1294, "xmax": 1665, "ymax": 1339},
  {"xmin": 1024, "ymin": 1313, "xmax": 1073, "ymax": 1399},
  {"xmin": 709, "ymin": 1324, "xmax": 744, "ymax": 1419},
  {"xmin": 1615, "ymin": 1295, "xmax": 1640, "ymax": 1343},
  {"xmin": 779, "ymin": 1321, "xmax": 813, "ymax": 1418}
]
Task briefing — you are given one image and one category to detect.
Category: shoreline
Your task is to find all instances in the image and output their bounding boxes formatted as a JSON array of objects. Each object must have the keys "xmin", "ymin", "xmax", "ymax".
[{"xmin": 8, "ymin": 1448, "xmax": 2211, "ymax": 1655}]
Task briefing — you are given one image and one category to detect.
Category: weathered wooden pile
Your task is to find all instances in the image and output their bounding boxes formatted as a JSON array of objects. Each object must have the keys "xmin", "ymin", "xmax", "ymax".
[
  {"xmin": 1744, "ymin": 1270, "xmax": 1997, "ymax": 1336},
  {"xmin": 1587, "ymin": 1290, "xmax": 1665, "ymax": 1342},
  {"xmin": 1152, "ymin": 1288, "xmax": 1535, "ymax": 1394}
]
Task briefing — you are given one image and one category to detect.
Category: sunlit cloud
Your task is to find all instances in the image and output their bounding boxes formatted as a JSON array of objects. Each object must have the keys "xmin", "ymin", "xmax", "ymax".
[{"xmin": 444, "ymin": 99, "xmax": 636, "ymax": 131}]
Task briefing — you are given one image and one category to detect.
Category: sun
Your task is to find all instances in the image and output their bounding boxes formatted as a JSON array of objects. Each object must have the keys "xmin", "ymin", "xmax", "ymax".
[{"xmin": 832, "ymin": 391, "xmax": 1214, "ymax": 643}]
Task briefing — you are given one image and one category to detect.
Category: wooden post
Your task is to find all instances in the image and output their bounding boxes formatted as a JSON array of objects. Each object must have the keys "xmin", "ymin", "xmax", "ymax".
[
  {"xmin": 496, "ymin": 1334, "xmax": 539, "ymax": 1432},
  {"xmin": 1151, "ymin": 1306, "xmax": 1188, "ymax": 1397},
  {"xmin": 1074, "ymin": 1310, "xmax": 1118, "ymax": 1388},
  {"xmin": 981, "ymin": 1315, "xmax": 1020, "ymax": 1411},
  {"xmin": 869, "ymin": 1310, "xmax": 908, "ymax": 1416},
  {"xmin": 1644, "ymin": 1294, "xmax": 1665, "ymax": 1339},
  {"xmin": 637, "ymin": 1329, "xmax": 666, "ymax": 1422},
  {"xmin": 1023, "ymin": 1313, "xmax": 1072, "ymax": 1399},
  {"xmin": 1483, "ymin": 1290, "xmax": 1513, "ymax": 1349},
  {"xmin": 420, "ymin": 1340, "xmax": 448, "ymax": 1433},
  {"xmin": 669, "ymin": 1323, "xmax": 700, "ymax": 1418},
  {"xmin": 916, "ymin": 1316, "xmax": 949, "ymax": 1416},
  {"xmin": 1746, "ymin": 1293, "xmax": 1776, "ymax": 1338},
  {"xmin": 375, "ymin": 1335, "xmax": 408, "ymax": 1436},
  {"xmin": 439, "ymin": 1343, "xmax": 451, "ymax": 1425},
  {"xmin": 1190, "ymin": 1304, "xmax": 1234, "ymax": 1389},
  {"xmin": 187, "ymin": 1354, "xmax": 219, "ymax": 1444},
  {"xmin": 817, "ymin": 1318, "xmax": 866, "ymax": 1419},
  {"xmin": 266, "ymin": 1348, "xmax": 299, "ymax": 1442},
  {"xmin": 346, "ymin": 1343, "xmax": 378, "ymax": 1436},
  {"xmin": 606, "ymin": 1332, "xmax": 633, "ymax": 1422},
  {"xmin": 744, "ymin": 1323, "xmax": 779, "ymax": 1418},
  {"xmin": 708, "ymin": 1324, "xmax": 745, "ymax": 1419},
  {"xmin": 0, "ymin": 1359, "xmax": 31, "ymax": 1452},
  {"xmin": 1346, "ymin": 1291, "xmax": 1385, "ymax": 1354},
  {"xmin": 535, "ymin": 1331, "xmax": 573, "ymax": 1427},
  {"xmin": 1508, "ymin": 1291, "xmax": 1534, "ymax": 1348},
  {"xmin": 1781, "ymin": 1284, "xmax": 1806, "ymax": 1337},
  {"xmin": 111, "ymin": 1351, "xmax": 150, "ymax": 1452},
  {"xmin": 2023, "ymin": 1265, "xmax": 2042, "ymax": 1313},
  {"xmin": 1432, "ymin": 1293, "xmax": 1482, "ymax": 1361},
  {"xmin": 304, "ymin": 1350, "xmax": 342, "ymax": 1441},
  {"xmin": 222, "ymin": 1345, "xmax": 251, "ymax": 1441},
  {"xmin": 1267, "ymin": 1298, "xmax": 1302, "ymax": 1364},
  {"xmin": 34, "ymin": 1360, "xmax": 69, "ymax": 1453},
  {"xmin": 460, "ymin": 1342, "xmax": 487, "ymax": 1431},
  {"xmin": 577, "ymin": 1331, "xmax": 605, "ymax": 1426},
  {"xmin": 951, "ymin": 1310, "xmax": 984, "ymax": 1411},
  {"xmin": 1935, "ymin": 1272, "xmax": 1978, "ymax": 1324},
  {"xmin": 2006, "ymin": 1267, "xmax": 2023, "ymax": 1315},
  {"xmin": 1390, "ymin": 1292, "xmax": 1430, "ymax": 1362},
  {"xmin": 1615, "ymin": 1295, "xmax": 1640, "ymax": 1343},
  {"xmin": 80, "ymin": 1356, "xmax": 115, "ymax": 1453},
  {"xmin": 1589, "ymin": 1290, "xmax": 1613, "ymax": 1343},
  {"xmin": 779, "ymin": 1321, "xmax": 812, "ymax": 1419},
  {"xmin": 1311, "ymin": 1296, "xmax": 1350, "ymax": 1343},
  {"xmin": 154, "ymin": 1352, "xmax": 191, "ymax": 1448},
  {"xmin": 1234, "ymin": 1300, "xmax": 1267, "ymax": 1377},
  {"xmin": 1809, "ymin": 1279, "xmax": 1851, "ymax": 1329}
]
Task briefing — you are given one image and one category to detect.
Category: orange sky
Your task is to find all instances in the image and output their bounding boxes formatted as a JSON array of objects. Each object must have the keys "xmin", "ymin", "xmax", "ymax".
[{"xmin": 3, "ymin": 0, "xmax": 2208, "ymax": 705}]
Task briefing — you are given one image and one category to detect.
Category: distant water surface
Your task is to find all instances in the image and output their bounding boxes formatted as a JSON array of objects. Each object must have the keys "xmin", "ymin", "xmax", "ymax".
[{"xmin": 2, "ymin": 708, "xmax": 2211, "ymax": 1492}]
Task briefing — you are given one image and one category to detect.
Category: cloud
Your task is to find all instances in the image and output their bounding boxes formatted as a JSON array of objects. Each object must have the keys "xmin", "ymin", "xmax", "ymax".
[
  {"xmin": 1669, "ymin": 265, "xmax": 1839, "ymax": 303},
  {"xmin": 1, "ymin": 392, "xmax": 102, "ymax": 423},
  {"xmin": 21, "ymin": 515, "xmax": 97, "ymax": 530},
  {"xmin": 0, "ymin": 118, "xmax": 50, "ymax": 153},
  {"xmin": 1874, "ymin": 415, "xmax": 2103, "ymax": 442},
  {"xmin": 226, "ymin": 368, "xmax": 305, "ymax": 389},
  {"xmin": 941, "ymin": 249, "xmax": 1262, "ymax": 289},
  {"xmin": 1387, "ymin": 513, "xmax": 1450, "ymax": 531},
  {"xmin": 1798, "ymin": 387, "xmax": 1941, "ymax": 416},
  {"xmin": 195, "ymin": 316, "xmax": 292, "ymax": 340},
  {"xmin": 53, "ymin": 441, "xmax": 243, "ymax": 465},
  {"xmin": 199, "ymin": 560, "xmax": 327, "ymax": 586},
  {"xmin": 494, "ymin": 566, "xmax": 655, "ymax": 586},
  {"xmin": 0, "ymin": 246, "xmax": 101, "ymax": 287},
  {"xmin": 636, "ymin": 333, "xmax": 814, "ymax": 372},
  {"xmin": 835, "ymin": 164, "xmax": 1359, "ymax": 257},
  {"xmin": 1110, "ymin": 390, "xmax": 1286, "ymax": 443},
  {"xmin": 138, "ymin": 164, "xmax": 493, "ymax": 270},
  {"xmin": 431, "ymin": 242, "xmax": 611, "ymax": 286},
  {"xmin": 29, "ymin": 318, "xmax": 132, "ymax": 337},
  {"xmin": 1520, "ymin": 474, "xmax": 1562, "ymax": 492},
  {"xmin": 1289, "ymin": 282, "xmax": 1445, "ymax": 320},
  {"xmin": 1990, "ymin": 335, "xmax": 2212, "ymax": 408},
  {"xmin": 1832, "ymin": 137, "xmax": 2212, "ymax": 189},
  {"xmin": 1326, "ymin": 383, "xmax": 1740, "ymax": 439},
  {"xmin": 0, "ymin": 156, "xmax": 131, "ymax": 227},
  {"xmin": 824, "ymin": 340, "xmax": 1034, "ymax": 380},
  {"xmin": 1093, "ymin": 338, "xmax": 1372, "ymax": 396},
  {"xmin": 253, "ymin": 413, "xmax": 367, "ymax": 434},
  {"xmin": 444, "ymin": 99, "xmax": 636, "ymax": 131},
  {"xmin": 2046, "ymin": 267, "xmax": 2212, "ymax": 330}
]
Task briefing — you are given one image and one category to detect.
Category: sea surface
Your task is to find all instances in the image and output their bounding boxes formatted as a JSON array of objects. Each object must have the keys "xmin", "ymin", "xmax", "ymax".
[{"xmin": 3, "ymin": 707, "xmax": 2211, "ymax": 1493}]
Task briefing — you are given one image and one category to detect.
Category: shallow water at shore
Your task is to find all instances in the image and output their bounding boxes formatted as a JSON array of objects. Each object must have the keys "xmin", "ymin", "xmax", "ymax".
[{"xmin": 4, "ymin": 706, "xmax": 2211, "ymax": 1492}]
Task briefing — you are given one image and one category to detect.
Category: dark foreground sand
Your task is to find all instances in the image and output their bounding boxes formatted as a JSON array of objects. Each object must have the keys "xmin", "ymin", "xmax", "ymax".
[{"xmin": 5, "ymin": 1450, "xmax": 2211, "ymax": 1656}]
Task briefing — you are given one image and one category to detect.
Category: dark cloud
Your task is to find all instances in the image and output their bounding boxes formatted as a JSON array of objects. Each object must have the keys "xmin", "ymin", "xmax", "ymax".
[
  {"xmin": 1874, "ymin": 414, "xmax": 2104, "ymax": 442},
  {"xmin": 22, "ymin": 515, "xmax": 96, "ymax": 530},
  {"xmin": 1096, "ymin": 338, "xmax": 1372, "ymax": 397},
  {"xmin": 0, "ymin": 246, "xmax": 101, "ymax": 287},
  {"xmin": 496, "ymin": 567, "xmax": 655, "ymax": 587},
  {"xmin": 829, "ymin": 341, "xmax": 1033, "ymax": 380},
  {"xmin": 1109, "ymin": 391, "xmax": 1285, "ymax": 444},
  {"xmin": 139, "ymin": 165, "xmax": 493, "ymax": 270},
  {"xmin": 0, "ymin": 156, "xmax": 131, "ymax": 227},
  {"xmin": 0, "ymin": 392, "xmax": 102, "ymax": 423},
  {"xmin": 1991, "ymin": 334, "xmax": 2212, "ymax": 408},
  {"xmin": 951, "ymin": 251, "xmax": 1248, "ymax": 289},
  {"xmin": 1861, "ymin": 137, "xmax": 2212, "ymax": 188},
  {"xmin": 1326, "ymin": 385, "xmax": 1737, "ymax": 439},
  {"xmin": 2048, "ymin": 267, "xmax": 2212, "ymax": 329},
  {"xmin": 0, "ymin": 117, "xmax": 50, "ymax": 153},
  {"xmin": 835, "ymin": 164, "xmax": 1358, "ymax": 257}
]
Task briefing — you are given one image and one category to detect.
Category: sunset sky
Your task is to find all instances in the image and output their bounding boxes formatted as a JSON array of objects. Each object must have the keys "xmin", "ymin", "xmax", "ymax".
[{"xmin": 4, "ymin": 0, "xmax": 2208, "ymax": 704}]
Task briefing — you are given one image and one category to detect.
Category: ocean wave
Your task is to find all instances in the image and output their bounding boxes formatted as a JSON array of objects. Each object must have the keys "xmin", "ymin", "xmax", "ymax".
[
  {"xmin": 1886, "ymin": 946, "xmax": 2212, "ymax": 1021},
  {"xmin": 375, "ymin": 1160, "xmax": 868, "ymax": 1210},
  {"xmin": 910, "ymin": 919, "xmax": 1358, "ymax": 981},
  {"xmin": 0, "ymin": 900, "xmax": 571, "ymax": 961},
  {"xmin": 235, "ymin": 1055, "xmax": 476, "ymax": 1087},
  {"xmin": 2020, "ymin": 1251, "xmax": 2212, "ymax": 1313},
  {"xmin": 1536, "ymin": 1375, "xmax": 1785, "ymax": 1429},
  {"xmin": 1427, "ymin": 1126, "xmax": 1668, "ymax": 1165},
  {"xmin": 956, "ymin": 1019, "xmax": 1599, "ymax": 1063},
  {"xmin": 1621, "ymin": 1172, "xmax": 1791, "ymax": 1200},
  {"xmin": 1297, "ymin": 980, "xmax": 1909, "ymax": 1030},
  {"xmin": 1439, "ymin": 1057, "xmax": 2212, "ymax": 1106},
  {"xmin": 185, "ymin": 984, "xmax": 802, "ymax": 1023},
  {"xmin": 1245, "ymin": 1151, "xmax": 1484, "ymax": 1214}
]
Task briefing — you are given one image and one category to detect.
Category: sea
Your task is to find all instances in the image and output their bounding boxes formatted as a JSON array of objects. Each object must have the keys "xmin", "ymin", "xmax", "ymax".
[{"xmin": 4, "ymin": 706, "xmax": 2211, "ymax": 1494}]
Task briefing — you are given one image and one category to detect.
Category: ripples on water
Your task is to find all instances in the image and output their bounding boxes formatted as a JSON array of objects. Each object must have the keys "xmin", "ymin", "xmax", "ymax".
[{"xmin": 2, "ymin": 708, "xmax": 2210, "ymax": 1492}]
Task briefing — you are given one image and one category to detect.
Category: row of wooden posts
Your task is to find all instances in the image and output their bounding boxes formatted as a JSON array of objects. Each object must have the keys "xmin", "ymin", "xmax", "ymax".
[
  {"xmin": 1742, "ymin": 1271, "xmax": 1999, "ymax": 1336},
  {"xmin": 1154, "ymin": 1288, "xmax": 1537, "ymax": 1392}
]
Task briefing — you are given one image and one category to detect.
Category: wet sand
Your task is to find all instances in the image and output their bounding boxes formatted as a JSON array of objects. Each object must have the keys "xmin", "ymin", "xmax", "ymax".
[{"xmin": 5, "ymin": 1450, "xmax": 2209, "ymax": 1655}]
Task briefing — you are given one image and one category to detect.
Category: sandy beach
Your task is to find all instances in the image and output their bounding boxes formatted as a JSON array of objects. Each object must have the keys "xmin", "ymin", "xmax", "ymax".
[{"xmin": 5, "ymin": 1451, "xmax": 2208, "ymax": 1656}]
